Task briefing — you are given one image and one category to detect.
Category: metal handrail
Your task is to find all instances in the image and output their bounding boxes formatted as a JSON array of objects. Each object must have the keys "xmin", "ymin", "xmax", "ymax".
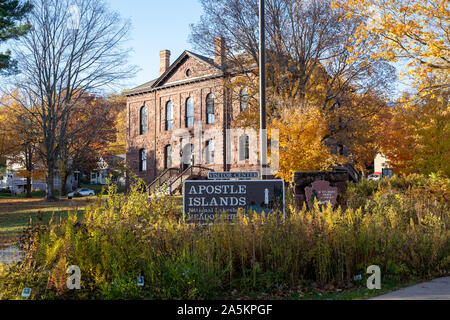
[
  {"xmin": 167, "ymin": 165, "xmax": 214, "ymax": 195},
  {"xmin": 148, "ymin": 168, "xmax": 180, "ymax": 194}
]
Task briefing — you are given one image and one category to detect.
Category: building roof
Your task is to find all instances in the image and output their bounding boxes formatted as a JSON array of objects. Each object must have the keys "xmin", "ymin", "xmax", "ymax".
[
  {"xmin": 125, "ymin": 79, "xmax": 157, "ymax": 95},
  {"xmin": 186, "ymin": 51, "xmax": 219, "ymax": 68},
  {"xmin": 113, "ymin": 154, "xmax": 126, "ymax": 160},
  {"xmin": 125, "ymin": 50, "xmax": 223, "ymax": 97}
]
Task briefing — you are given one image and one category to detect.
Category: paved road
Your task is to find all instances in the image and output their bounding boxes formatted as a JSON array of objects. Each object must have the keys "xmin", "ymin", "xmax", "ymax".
[
  {"xmin": 371, "ymin": 277, "xmax": 450, "ymax": 300},
  {"xmin": 0, "ymin": 246, "xmax": 24, "ymax": 265}
]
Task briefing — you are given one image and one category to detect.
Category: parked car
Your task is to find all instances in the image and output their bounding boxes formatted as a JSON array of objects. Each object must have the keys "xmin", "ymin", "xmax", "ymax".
[
  {"xmin": 68, "ymin": 188, "xmax": 95, "ymax": 199},
  {"xmin": 368, "ymin": 174, "xmax": 381, "ymax": 181}
]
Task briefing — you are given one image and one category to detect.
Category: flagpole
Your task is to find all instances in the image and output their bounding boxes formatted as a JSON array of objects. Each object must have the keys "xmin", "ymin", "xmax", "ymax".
[{"xmin": 259, "ymin": 0, "xmax": 267, "ymax": 179}]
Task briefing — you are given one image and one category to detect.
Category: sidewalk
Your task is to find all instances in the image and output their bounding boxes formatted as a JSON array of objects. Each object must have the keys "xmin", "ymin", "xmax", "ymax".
[{"xmin": 370, "ymin": 277, "xmax": 450, "ymax": 300}]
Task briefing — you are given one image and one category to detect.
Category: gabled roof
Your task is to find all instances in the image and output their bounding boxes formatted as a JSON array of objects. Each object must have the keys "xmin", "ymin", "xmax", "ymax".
[
  {"xmin": 126, "ymin": 79, "xmax": 157, "ymax": 95},
  {"xmin": 187, "ymin": 51, "xmax": 218, "ymax": 68},
  {"xmin": 126, "ymin": 50, "xmax": 223, "ymax": 96},
  {"xmin": 152, "ymin": 50, "xmax": 223, "ymax": 87}
]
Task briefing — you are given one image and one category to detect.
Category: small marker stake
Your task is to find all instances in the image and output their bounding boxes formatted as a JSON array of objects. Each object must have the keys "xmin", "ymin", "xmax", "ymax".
[
  {"xmin": 22, "ymin": 288, "xmax": 31, "ymax": 298},
  {"xmin": 137, "ymin": 276, "xmax": 144, "ymax": 287}
]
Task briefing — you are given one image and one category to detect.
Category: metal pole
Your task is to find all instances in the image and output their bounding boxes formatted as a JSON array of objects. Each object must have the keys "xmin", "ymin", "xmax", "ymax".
[{"xmin": 259, "ymin": 0, "xmax": 267, "ymax": 179}]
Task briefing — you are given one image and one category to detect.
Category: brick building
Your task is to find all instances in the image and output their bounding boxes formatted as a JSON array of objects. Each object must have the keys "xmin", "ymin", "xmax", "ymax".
[{"xmin": 125, "ymin": 38, "xmax": 260, "ymax": 190}]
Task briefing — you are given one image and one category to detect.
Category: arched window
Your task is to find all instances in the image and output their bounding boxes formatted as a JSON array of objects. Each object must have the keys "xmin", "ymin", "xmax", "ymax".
[
  {"xmin": 165, "ymin": 101, "xmax": 173, "ymax": 130},
  {"xmin": 140, "ymin": 106, "xmax": 148, "ymax": 135},
  {"xmin": 240, "ymin": 88, "xmax": 249, "ymax": 112},
  {"xmin": 205, "ymin": 139, "xmax": 214, "ymax": 164},
  {"xmin": 139, "ymin": 149, "xmax": 147, "ymax": 172},
  {"xmin": 164, "ymin": 145, "xmax": 172, "ymax": 169},
  {"xmin": 239, "ymin": 134, "xmax": 250, "ymax": 161},
  {"xmin": 206, "ymin": 93, "xmax": 215, "ymax": 124},
  {"xmin": 185, "ymin": 97, "xmax": 194, "ymax": 127}
]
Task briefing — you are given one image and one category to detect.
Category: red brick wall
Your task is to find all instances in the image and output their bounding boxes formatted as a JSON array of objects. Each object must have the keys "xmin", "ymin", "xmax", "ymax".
[{"xmin": 126, "ymin": 55, "xmax": 260, "ymax": 188}]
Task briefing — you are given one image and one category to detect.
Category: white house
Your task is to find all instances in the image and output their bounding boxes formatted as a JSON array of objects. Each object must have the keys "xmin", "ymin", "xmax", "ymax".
[
  {"xmin": 374, "ymin": 153, "xmax": 393, "ymax": 177},
  {"xmin": 0, "ymin": 160, "xmax": 78, "ymax": 194},
  {"xmin": 0, "ymin": 172, "xmax": 27, "ymax": 194},
  {"xmin": 90, "ymin": 154, "xmax": 126, "ymax": 186}
]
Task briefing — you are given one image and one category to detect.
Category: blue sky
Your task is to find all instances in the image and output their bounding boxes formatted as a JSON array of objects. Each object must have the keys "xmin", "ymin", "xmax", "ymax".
[
  {"xmin": 107, "ymin": 0, "xmax": 204, "ymax": 89},
  {"xmin": 107, "ymin": 0, "xmax": 405, "ymax": 98},
  {"xmin": 1, "ymin": 0, "xmax": 406, "ymax": 98}
]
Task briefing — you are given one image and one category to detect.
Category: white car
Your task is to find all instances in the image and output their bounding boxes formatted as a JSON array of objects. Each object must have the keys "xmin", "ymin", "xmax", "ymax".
[
  {"xmin": 368, "ymin": 174, "xmax": 381, "ymax": 181},
  {"xmin": 68, "ymin": 188, "xmax": 95, "ymax": 199}
]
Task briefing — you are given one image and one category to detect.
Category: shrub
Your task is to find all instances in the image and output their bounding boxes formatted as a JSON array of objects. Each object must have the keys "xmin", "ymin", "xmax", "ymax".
[{"xmin": 0, "ymin": 175, "xmax": 448, "ymax": 299}]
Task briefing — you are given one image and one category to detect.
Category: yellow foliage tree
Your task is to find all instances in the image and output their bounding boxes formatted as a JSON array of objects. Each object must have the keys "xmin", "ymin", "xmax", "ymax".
[
  {"xmin": 334, "ymin": 0, "xmax": 450, "ymax": 94},
  {"xmin": 106, "ymin": 94, "xmax": 127, "ymax": 156},
  {"xmin": 0, "ymin": 104, "xmax": 14, "ymax": 166},
  {"xmin": 0, "ymin": 92, "xmax": 42, "ymax": 197},
  {"xmin": 271, "ymin": 106, "xmax": 342, "ymax": 182}
]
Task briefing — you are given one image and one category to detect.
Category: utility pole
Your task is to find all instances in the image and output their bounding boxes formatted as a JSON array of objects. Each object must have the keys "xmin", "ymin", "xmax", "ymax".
[{"xmin": 259, "ymin": 0, "xmax": 268, "ymax": 180}]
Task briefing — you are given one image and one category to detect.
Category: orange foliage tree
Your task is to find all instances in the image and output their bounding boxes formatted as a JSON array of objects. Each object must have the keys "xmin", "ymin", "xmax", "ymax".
[
  {"xmin": 58, "ymin": 94, "xmax": 125, "ymax": 195},
  {"xmin": 0, "ymin": 92, "xmax": 43, "ymax": 197},
  {"xmin": 382, "ymin": 87, "xmax": 450, "ymax": 176}
]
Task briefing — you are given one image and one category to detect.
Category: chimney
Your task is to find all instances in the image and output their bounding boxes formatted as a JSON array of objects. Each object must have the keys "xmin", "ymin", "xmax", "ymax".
[
  {"xmin": 159, "ymin": 50, "xmax": 171, "ymax": 76},
  {"xmin": 214, "ymin": 37, "xmax": 226, "ymax": 68}
]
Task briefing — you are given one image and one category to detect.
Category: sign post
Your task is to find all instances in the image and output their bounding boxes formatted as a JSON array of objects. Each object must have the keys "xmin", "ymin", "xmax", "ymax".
[{"xmin": 183, "ymin": 180, "xmax": 284, "ymax": 224}]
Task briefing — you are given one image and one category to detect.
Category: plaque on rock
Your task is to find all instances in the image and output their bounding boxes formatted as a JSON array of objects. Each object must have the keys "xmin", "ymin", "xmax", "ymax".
[{"xmin": 305, "ymin": 180, "xmax": 338, "ymax": 209}]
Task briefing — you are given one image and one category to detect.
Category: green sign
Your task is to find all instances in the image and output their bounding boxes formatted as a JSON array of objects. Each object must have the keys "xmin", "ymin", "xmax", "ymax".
[{"xmin": 183, "ymin": 180, "xmax": 285, "ymax": 224}]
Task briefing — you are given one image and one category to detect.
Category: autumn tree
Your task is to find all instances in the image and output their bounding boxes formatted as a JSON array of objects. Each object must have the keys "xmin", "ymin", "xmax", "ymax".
[
  {"xmin": 192, "ymin": 0, "xmax": 394, "ymax": 110},
  {"xmin": 333, "ymin": 0, "xmax": 449, "ymax": 95},
  {"xmin": 332, "ymin": 0, "xmax": 449, "ymax": 176},
  {"xmin": 58, "ymin": 94, "xmax": 125, "ymax": 196},
  {"xmin": 105, "ymin": 93, "xmax": 127, "ymax": 156},
  {"xmin": 6, "ymin": 107, "xmax": 42, "ymax": 197},
  {"xmin": 272, "ymin": 105, "xmax": 342, "ymax": 181},
  {"xmin": 322, "ymin": 90, "xmax": 390, "ymax": 174},
  {"xmin": 0, "ymin": 102, "xmax": 15, "ymax": 166},
  {"xmin": 191, "ymin": 0, "xmax": 395, "ymax": 177},
  {"xmin": 382, "ymin": 86, "xmax": 450, "ymax": 176},
  {"xmin": 0, "ymin": 92, "xmax": 42, "ymax": 197},
  {"xmin": 4, "ymin": 0, "xmax": 136, "ymax": 200}
]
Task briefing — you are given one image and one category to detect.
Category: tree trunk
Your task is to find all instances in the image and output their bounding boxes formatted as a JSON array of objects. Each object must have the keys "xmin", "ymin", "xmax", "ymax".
[
  {"xmin": 46, "ymin": 164, "xmax": 56, "ymax": 201},
  {"xmin": 60, "ymin": 171, "xmax": 70, "ymax": 197},
  {"xmin": 26, "ymin": 177, "xmax": 32, "ymax": 198}
]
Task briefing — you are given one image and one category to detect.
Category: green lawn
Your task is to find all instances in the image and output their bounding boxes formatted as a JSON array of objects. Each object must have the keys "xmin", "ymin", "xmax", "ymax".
[
  {"xmin": 0, "ymin": 190, "xmax": 51, "ymax": 199},
  {"xmin": 0, "ymin": 183, "xmax": 124, "ymax": 200},
  {"xmin": 0, "ymin": 184, "xmax": 132, "ymax": 248},
  {"xmin": 0, "ymin": 197, "xmax": 94, "ymax": 249}
]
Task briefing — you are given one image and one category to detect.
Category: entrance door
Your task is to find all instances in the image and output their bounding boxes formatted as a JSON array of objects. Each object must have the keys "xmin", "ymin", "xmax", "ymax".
[{"xmin": 182, "ymin": 144, "xmax": 194, "ymax": 171}]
